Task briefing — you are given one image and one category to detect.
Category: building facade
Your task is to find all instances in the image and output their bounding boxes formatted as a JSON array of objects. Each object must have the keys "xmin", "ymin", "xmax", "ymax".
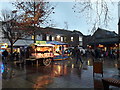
[
  {"xmin": 34, "ymin": 27, "xmax": 84, "ymax": 47},
  {"xmin": 1, "ymin": 25, "xmax": 84, "ymax": 47},
  {"xmin": 86, "ymin": 28, "xmax": 118, "ymax": 51}
]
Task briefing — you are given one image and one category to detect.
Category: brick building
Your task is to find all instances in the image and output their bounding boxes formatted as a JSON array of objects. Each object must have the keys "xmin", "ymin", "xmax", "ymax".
[
  {"xmin": 34, "ymin": 27, "xmax": 83, "ymax": 47},
  {"xmin": 1, "ymin": 25, "xmax": 84, "ymax": 47}
]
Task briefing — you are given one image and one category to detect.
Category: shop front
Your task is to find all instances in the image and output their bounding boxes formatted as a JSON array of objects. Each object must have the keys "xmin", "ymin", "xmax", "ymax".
[
  {"xmin": 0, "ymin": 43, "xmax": 8, "ymax": 53},
  {"xmin": 88, "ymin": 41, "xmax": 119, "ymax": 58}
]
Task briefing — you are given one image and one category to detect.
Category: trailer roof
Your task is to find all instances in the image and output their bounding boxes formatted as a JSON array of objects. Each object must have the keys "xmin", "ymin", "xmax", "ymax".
[{"xmin": 36, "ymin": 44, "xmax": 54, "ymax": 47}]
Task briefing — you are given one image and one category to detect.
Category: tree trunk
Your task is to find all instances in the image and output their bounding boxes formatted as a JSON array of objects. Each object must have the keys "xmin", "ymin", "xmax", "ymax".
[
  {"xmin": 10, "ymin": 43, "xmax": 13, "ymax": 55},
  {"xmin": 10, "ymin": 42, "xmax": 14, "ymax": 61}
]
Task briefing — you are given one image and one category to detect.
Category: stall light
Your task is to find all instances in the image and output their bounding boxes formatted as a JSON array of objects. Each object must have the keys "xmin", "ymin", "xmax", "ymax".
[
  {"xmin": 0, "ymin": 43, "xmax": 8, "ymax": 48},
  {"xmin": 98, "ymin": 44, "xmax": 104, "ymax": 48},
  {"xmin": 104, "ymin": 47, "xmax": 107, "ymax": 51},
  {"xmin": 89, "ymin": 46, "xmax": 92, "ymax": 48},
  {"xmin": 72, "ymin": 64, "xmax": 74, "ymax": 68},
  {"xmin": 115, "ymin": 43, "xmax": 118, "ymax": 47},
  {"xmin": 58, "ymin": 66, "xmax": 61, "ymax": 74},
  {"xmin": 88, "ymin": 60, "xmax": 90, "ymax": 66},
  {"xmin": 87, "ymin": 45, "xmax": 91, "ymax": 48}
]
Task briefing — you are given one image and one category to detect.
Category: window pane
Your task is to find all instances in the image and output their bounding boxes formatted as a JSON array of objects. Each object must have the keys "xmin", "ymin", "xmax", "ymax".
[{"xmin": 71, "ymin": 37, "xmax": 73, "ymax": 41}]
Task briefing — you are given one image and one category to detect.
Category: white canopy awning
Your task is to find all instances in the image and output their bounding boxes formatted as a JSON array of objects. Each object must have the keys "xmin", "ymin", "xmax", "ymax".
[
  {"xmin": 0, "ymin": 39, "xmax": 34, "ymax": 46},
  {"xmin": 13, "ymin": 40, "xmax": 34, "ymax": 46}
]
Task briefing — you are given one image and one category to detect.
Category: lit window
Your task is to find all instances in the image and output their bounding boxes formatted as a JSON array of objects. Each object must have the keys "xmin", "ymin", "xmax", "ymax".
[
  {"xmin": 56, "ymin": 35, "xmax": 61, "ymax": 41},
  {"xmin": 52, "ymin": 37, "xmax": 54, "ymax": 41},
  {"xmin": 61, "ymin": 37, "xmax": 63, "ymax": 42},
  {"xmin": 64, "ymin": 37, "xmax": 67, "ymax": 42},
  {"xmin": 79, "ymin": 36, "xmax": 82, "ymax": 41},
  {"xmin": 46, "ymin": 36, "xmax": 49, "ymax": 41},
  {"xmin": 32, "ymin": 35, "xmax": 34, "ymax": 39},
  {"xmin": 57, "ymin": 35, "xmax": 60, "ymax": 39},
  {"xmin": 71, "ymin": 37, "xmax": 73, "ymax": 41}
]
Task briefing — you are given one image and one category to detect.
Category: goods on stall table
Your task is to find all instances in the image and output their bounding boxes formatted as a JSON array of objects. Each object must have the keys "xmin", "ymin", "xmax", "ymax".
[{"xmin": 26, "ymin": 44, "xmax": 54, "ymax": 66}]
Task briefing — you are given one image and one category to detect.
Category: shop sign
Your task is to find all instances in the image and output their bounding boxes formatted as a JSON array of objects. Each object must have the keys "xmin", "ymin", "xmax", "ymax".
[
  {"xmin": 98, "ymin": 44, "xmax": 104, "ymax": 48},
  {"xmin": 0, "ymin": 43, "xmax": 8, "ymax": 48},
  {"xmin": 36, "ymin": 41, "xmax": 46, "ymax": 44},
  {"xmin": 32, "ymin": 53, "xmax": 53, "ymax": 58}
]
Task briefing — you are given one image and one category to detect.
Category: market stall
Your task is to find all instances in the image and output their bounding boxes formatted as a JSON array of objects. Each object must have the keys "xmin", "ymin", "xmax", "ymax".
[
  {"xmin": 26, "ymin": 43, "xmax": 54, "ymax": 66},
  {"xmin": 0, "ymin": 43, "xmax": 8, "ymax": 53},
  {"xmin": 47, "ymin": 41, "xmax": 69, "ymax": 60}
]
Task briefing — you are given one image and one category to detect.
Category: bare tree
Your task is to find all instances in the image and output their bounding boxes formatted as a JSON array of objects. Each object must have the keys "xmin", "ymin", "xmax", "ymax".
[
  {"xmin": 72, "ymin": 0, "xmax": 114, "ymax": 33},
  {"xmin": 1, "ymin": 9, "xmax": 32, "ymax": 55},
  {"xmin": 12, "ymin": 0, "xmax": 55, "ymax": 43}
]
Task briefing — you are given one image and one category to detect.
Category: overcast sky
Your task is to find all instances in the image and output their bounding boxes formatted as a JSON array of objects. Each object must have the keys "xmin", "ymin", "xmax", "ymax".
[{"xmin": 0, "ymin": 1, "xmax": 119, "ymax": 35}]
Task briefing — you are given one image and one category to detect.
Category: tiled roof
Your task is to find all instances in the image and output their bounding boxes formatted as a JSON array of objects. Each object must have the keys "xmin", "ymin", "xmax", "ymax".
[
  {"xmin": 93, "ymin": 28, "xmax": 117, "ymax": 38},
  {"xmin": 36, "ymin": 27, "xmax": 83, "ymax": 36}
]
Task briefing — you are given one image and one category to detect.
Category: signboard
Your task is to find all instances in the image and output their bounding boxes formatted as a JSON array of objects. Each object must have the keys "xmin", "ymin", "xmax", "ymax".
[
  {"xmin": 36, "ymin": 41, "xmax": 46, "ymax": 44},
  {"xmin": 32, "ymin": 53, "xmax": 53, "ymax": 58},
  {"xmin": 0, "ymin": 43, "xmax": 8, "ymax": 49}
]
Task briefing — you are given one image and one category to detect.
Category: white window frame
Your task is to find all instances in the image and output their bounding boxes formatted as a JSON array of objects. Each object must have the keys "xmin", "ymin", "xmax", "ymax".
[
  {"xmin": 79, "ymin": 36, "xmax": 82, "ymax": 41},
  {"xmin": 46, "ymin": 35, "xmax": 49, "ymax": 41},
  {"xmin": 61, "ymin": 37, "xmax": 63, "ymax": 42}
]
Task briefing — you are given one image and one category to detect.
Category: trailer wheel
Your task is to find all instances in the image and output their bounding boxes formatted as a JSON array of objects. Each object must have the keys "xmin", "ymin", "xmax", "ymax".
[{"xmin": 43, "ymin": 58, "xmax": 51, "ymax": 66}]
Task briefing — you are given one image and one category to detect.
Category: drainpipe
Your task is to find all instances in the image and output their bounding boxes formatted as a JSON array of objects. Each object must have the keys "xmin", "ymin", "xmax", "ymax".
[{"xmin": 118, "ymin": 19, "xmax": 120, "ymax": 61}]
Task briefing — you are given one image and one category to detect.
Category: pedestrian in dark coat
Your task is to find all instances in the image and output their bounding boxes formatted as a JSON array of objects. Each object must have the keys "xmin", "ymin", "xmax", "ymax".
[
  {"xmin": 2, "ymin": 50, "xmax": 8, "ymax": 63},
  {"xmin": 75, "ymin": 47, "xmax": 83, "ymax": 64}
]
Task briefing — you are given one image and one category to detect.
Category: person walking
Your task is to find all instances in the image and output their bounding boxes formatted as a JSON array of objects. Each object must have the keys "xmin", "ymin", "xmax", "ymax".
[
  {"xmin": 2, "ymin": 50, "xmax": 8, "ymax": 64},
  {"xmin": 75, "ymin": 47, "xmax": 83, "ymax": 64}
]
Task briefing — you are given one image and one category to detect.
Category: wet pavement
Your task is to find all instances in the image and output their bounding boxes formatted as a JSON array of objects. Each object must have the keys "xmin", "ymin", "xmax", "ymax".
[{"xmin": 1, "ymin": 56, "xmax": 120, "ymax": 89}]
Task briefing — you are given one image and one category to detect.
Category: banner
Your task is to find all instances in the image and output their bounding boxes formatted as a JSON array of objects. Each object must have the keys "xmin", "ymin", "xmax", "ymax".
[{"xmin": 36, "ymin": 41, "xmax": 46, "ymax": 44}]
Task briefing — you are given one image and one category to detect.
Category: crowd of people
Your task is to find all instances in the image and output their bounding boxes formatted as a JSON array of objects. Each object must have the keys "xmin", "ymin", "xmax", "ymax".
[
  {"xmin": 1, "ymin": 45, "xmax": 119, "ymax": 65},
  {"xmin": 90, "ymin": 48, "xmax": 119, "ymax": 59},
  {"xmin": 2, "ymin": 47, "xmax": 26, "ymax": 64},
  {"xmin": 67, "ymin": 46, "xmax": 119, "ymax": 64}
]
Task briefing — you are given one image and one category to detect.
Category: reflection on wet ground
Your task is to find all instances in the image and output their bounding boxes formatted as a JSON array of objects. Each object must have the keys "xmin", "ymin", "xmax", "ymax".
[{"xmin": 1, "ymin": 56, "xmax": 119, "ymax": 89}]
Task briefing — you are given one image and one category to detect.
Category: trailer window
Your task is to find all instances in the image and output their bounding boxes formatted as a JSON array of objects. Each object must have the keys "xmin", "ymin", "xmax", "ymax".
[{"xmin": 36, "ymin": 46, "xmax": 53, "ymax": 53}]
